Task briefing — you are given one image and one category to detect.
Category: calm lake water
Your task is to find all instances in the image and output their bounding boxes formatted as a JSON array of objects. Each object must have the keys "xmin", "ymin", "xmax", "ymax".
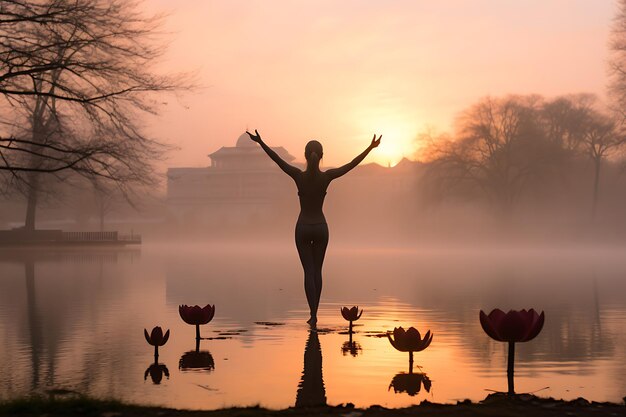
[{"xmin": 0, "ymin": 242, "xmax": 625, "ymax": 409}]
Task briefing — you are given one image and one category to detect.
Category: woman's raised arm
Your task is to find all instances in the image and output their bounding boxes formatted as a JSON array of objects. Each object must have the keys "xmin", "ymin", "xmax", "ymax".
[
  {"xmin": 325, "ymin": 134, "xmax": 381, "ymax": 180},
  {"xmin": 247, "ymin": 129, "xmax": 301, "ymax": 179}
]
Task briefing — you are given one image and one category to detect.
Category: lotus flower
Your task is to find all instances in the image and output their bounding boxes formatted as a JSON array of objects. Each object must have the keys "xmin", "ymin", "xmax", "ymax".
[
  {"xmin": 341, "ymin": 306, "xmax": 363, "ymax": 323},
  {"xmin": 387, "ymin": 327, "xmax": 432, "ymax": 352},
  {"xmin": 479, "ymin": 309, "xmax": 545, "ymax": 395},
  {"xmin": 179, "ymin": 304, "xmax": 215, "ymax": 340},
  {"xmin": 387, "ymin": 327, "xmax": 433, "ymax": 372},
  {"xmin": 144, "ymin": 326, "xmax": 170, "ymax": 359},
  {"xmin": 179, "ymin": 304, "xmax": 215, "ymax": 325},
  {"xmin": 480, "ymin": 309, "xmax": 544, "ymax": 343}
]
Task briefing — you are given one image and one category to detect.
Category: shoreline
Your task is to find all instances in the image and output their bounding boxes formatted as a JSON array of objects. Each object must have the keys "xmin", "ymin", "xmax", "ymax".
[{"xmin": 1, "ymin": 394, "xmax": 624, "ymax": 417}]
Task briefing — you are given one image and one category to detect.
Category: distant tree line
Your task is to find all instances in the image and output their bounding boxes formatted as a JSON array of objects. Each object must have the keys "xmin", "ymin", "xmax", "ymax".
[{"xmin": 418, "ymin": 94, "xmax": 626, "ymax": 218}]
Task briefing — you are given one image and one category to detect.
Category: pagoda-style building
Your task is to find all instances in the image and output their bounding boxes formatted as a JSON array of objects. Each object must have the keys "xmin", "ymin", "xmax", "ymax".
[
  {"xmin": 208, "ymin": 133, "xmax": 294, "ymax": 170},
  {"xmin": 167, "ymin": 133, "xmax": 298, "ymax": 225}
]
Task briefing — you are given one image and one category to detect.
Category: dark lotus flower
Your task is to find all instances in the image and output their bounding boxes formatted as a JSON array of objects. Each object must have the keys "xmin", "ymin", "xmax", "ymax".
[
  {"xmin": 144, "ymin": 326, "xmax": 170, "ymax": 346},
  {"xmin": 179, "ymin": 350, "xmax": 215, "ymax": 372},
  {"xmin": 479, "ymin": 308, "xmax": 545, "ymax": 395},
  {"xmin": 179, "ymin": 304, "xmax": 215, "ymax": 325},
  {"xmin": 144, "ymin": 363, "xmax": 169, "ymax": 384},
  {"xmin": 387, "ymin": 327, "xmax": 433, "ymax": 352},
  {"xmin": 480, "ymin": 309, "xmax": 544, "ymax": 343},
  {"xmin": 388, "ymin": 372, "xmax": 432, "ymax": 396},
  {"xmin": 341, "ymin": 306, "xmax": 363, "ymax": 322}
]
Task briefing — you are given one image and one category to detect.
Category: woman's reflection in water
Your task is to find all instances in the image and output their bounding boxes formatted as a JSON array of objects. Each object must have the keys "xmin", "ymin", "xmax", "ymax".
[{"xmin": 295, "ymin": 330, "xmax": 326, "ymax": 407}]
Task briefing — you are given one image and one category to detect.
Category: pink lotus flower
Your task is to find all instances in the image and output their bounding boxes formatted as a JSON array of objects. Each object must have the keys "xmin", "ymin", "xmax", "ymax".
[
  {"xmin": 479, "ymin": 309, "xmax": 545, "ymax": 395},
  {"xmin": 480, "ymin": 309, "xmax": 544, "ymax": 343},
  {"xmin": 179, "ymin": 304, "xmax": 215, "ymax": 340}
]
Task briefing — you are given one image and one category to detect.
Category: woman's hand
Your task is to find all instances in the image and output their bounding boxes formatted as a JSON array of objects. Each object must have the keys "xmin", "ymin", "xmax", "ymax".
[
  {"xmin": 370, "ymin": 134, "xmax": 382, "ymax": 148},
  {"xmin": 246, "ymin": 129, "xmax": 262, "ymax": 143}
]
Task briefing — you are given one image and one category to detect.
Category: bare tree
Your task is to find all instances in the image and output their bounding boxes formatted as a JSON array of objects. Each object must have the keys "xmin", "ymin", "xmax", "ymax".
[
  {"xmin": 542, "ymin": 95, "xmax": 626, "ymax": 217},
  {"xmin": 0, "ymin": 0, "xmax": 190, "ymax": 230},
  {"xmin": 579, "ymin": 111, "xmax": 626, "ymax": 217},
  {"xmin": 609, "ymin": 0, "xmax": 626, "ymax": 116},
  {"xmin": 422, "ymin": 95, "xmax": 546, "ymax": 214},
  {"xmin": 541, "ymin": 95, "xmax": 593, "ymax": 153},
  {"xmin": 422, "ymin": 94, "xmax": 626, "ymax": 218}
]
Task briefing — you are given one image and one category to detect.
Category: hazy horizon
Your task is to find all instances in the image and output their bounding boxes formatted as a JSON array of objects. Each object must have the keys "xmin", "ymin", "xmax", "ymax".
[{"xmin": 143, "ymin": 0, "xmax": 615, "ymax": 171}]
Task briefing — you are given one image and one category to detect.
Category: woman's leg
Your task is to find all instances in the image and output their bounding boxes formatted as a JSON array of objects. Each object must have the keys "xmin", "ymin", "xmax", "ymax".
[
  {"xmin": 295, "ymin": 224, "xmax": 318, "ymax": 323},
  {"xmin": 310, "ymin": 224, "xmax": 329, "ymax": 313}
]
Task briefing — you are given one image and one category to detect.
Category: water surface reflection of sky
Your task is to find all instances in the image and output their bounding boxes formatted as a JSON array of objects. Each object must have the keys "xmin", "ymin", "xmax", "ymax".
[{"xmin": 0, "ymin": 244, "xmax": 624, "ymax": 409}]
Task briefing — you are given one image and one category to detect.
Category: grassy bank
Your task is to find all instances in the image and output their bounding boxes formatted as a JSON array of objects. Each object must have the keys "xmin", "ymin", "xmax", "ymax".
[{"xmin": 1, "ymin": 394, "xmax": 624, "ymax": 417}]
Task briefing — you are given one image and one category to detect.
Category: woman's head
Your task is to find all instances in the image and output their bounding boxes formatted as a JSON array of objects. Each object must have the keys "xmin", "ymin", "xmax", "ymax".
[{"xmin": 305, "ymin": 140, "xmax": 323, "ymax": 163}]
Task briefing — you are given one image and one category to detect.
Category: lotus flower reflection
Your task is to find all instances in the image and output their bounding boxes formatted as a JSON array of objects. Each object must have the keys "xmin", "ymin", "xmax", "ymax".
[
  {"xmin": 179, "ymin": 304, "xmax": 215, "ymax": 340},
  {"xmin": 341, "ymin": 340, "xmax": 362, "ymax": 357},
  {"xmin": 144, "ymin": 326, "xmax": 170, "ymax": 359},
  {"xmin": 387, "ymin": 327, "xmax": 433, "ymax": 372},
  {"xmin": 179, "ymin": 350, "xmax": 215, "ymax": 372},
  {"xmin": 480, "ymin": 308, "xmax": 545, "ymax": 395},
  {"xmin": 389, "ymin": 372, "xmax": 432, "ymax": 396},
  {"xmin": 144, "ymin": 363, "xmax": 169, "ymax": 384},
  {"xmin": 340, "ymin": 306, "xmax": 363, "ymax": 332}
]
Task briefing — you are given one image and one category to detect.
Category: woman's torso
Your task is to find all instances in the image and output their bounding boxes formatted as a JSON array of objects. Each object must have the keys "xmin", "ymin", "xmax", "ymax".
[{"xmin": 294, "ymin": 170, "xmax": 330, "ymax": 225}]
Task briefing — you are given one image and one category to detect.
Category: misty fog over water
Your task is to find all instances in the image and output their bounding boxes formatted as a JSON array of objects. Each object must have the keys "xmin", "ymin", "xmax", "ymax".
[{"xmin": 0, "ymin": 243, "xmax": 624, "ymax": 409}]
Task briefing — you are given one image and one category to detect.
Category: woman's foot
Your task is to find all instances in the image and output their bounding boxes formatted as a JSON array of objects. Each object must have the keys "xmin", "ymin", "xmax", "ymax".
[{"xmin": 307, "ymin": 316, "xmax": 317, "ymax": 327}]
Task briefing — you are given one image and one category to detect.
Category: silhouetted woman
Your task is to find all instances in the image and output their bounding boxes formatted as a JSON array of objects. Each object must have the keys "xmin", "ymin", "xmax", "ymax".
[{"xmin": 247, "ymin": 130, "xmax": 381, "ymax": 325}]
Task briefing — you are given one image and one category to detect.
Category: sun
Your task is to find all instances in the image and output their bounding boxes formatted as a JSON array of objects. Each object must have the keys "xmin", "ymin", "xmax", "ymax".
[
  {"xmin": 361, "ymin": 121, "xmax": 418, "ymax": 167},
  {"xmin": 348, "ymin": 102, "xmax": 420, "ymax": 167},
  {"xmin": 375, "ymin": 134, "xmax": 411, "ymax": 167}
]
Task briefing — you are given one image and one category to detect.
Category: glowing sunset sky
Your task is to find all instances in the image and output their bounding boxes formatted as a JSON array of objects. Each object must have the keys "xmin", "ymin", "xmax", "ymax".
[{"xmin": 147, "ymin": 0, "xmax": 614, "ymax": 168}]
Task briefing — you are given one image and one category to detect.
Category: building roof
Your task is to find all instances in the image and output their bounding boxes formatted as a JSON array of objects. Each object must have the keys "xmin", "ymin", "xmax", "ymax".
[
  {"xmin": 209, "ymin": 132, "xmax": 295, "ymax": 162},
  {"xmin": 209, "ymin": 146, "xmax": 294, "ymax": 160},
  {"xmin": 236, "ymin": 132, "xmax": 256, "ymax": 148}
]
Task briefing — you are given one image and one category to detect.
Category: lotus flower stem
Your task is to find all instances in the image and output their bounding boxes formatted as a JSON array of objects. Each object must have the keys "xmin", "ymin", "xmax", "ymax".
[
  {"xmin": 507, "ymin": 342, "xmax": 515, "ymax": 395},
  {"xmin": 195, "ymin": 338, "xmax": 200, "ymax": 352},
  {"xmin": 349, "ymin": 321, "xmax": 353, "ymax": 334},
  {"xmin": 195, "ymin": 324, "xmax": 201, "ymax": 341},
  {"xmin": 154, "ymin": 345, "xmax": 159, "ymax": 361},
  {"xmin": 409, "ymin": 351, "xmax": 414, "ymax": 374}
]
